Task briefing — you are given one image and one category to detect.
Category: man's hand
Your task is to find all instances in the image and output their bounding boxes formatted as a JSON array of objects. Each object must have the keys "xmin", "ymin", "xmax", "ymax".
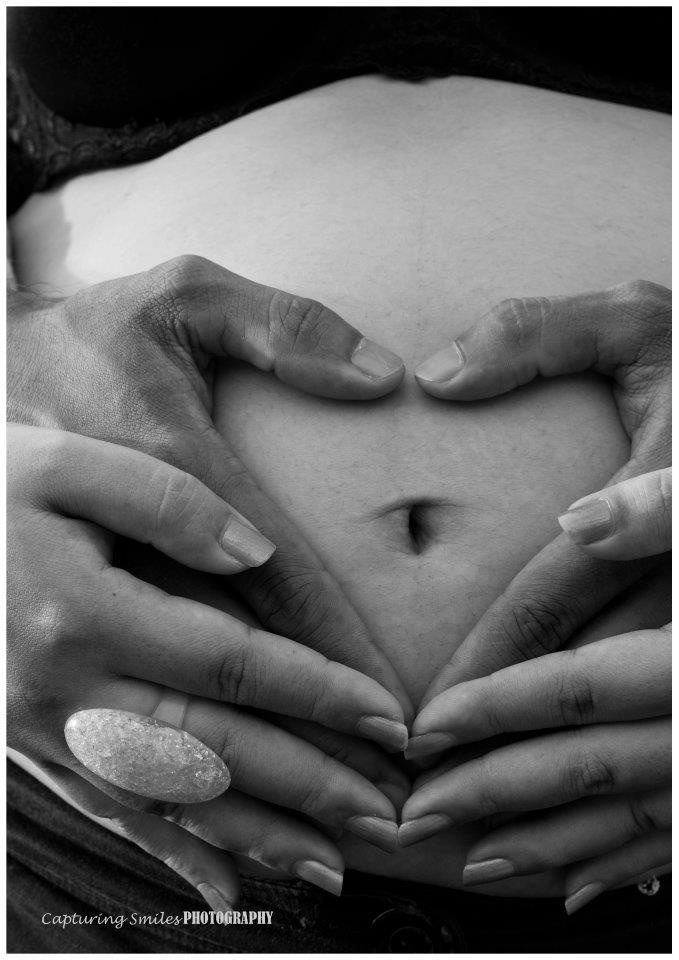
[
  {"xmin": 413, "ymin": 280, "xmax": 670, "ymax": 699},
  {"xmin": 8, "ymin": 255, "xmax": 411, "ymax": 712}
]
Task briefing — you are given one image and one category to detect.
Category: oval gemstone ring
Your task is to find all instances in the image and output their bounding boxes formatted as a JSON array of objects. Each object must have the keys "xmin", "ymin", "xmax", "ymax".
[{"xmin": 65, "ymin": 706, "xmax": 230, "ymax": 803}]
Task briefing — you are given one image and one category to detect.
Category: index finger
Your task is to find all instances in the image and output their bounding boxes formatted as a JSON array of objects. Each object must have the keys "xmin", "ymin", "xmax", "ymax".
[
  {"xmin": 195, "ymin": 429, "xmax": 414, "ymax": 719},
  {"xmin": 103, "ymin": 565, "xmax": 408, "ymax": 750},
  {"xmin": 409, "ymin": 628, "xmax": 670, "ymax": 757},
  {"xmin": 415, "ymin": 282, "xmax": 670, "ymax": 707},
  {"xmin": 420, "ymin": 532, "xmax": 659, "ymax": 705}
]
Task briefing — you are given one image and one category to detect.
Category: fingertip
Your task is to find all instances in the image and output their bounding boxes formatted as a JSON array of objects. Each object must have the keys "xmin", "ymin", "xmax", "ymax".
[
  {"xmin": 220, "ymin": 514, "xmax": 276, "ymax": 568},
  {"xmin": 350, "ymin": 338, "xmax": 405, "ymax": 386},
  {"xmin": 556, "ymin": 498, "xmax": 615, "ymax": 547},
  {"xmin": 355, "ymin": 716, "xmax": 409, "ymax": 753},
  {"xmin": 414, "ymin": 342, "xmax": 466, "ymax": 397},
  {"xmin": 293, "ymin": 859, "xmax": 344, "ymax": 896},
  {"xmin": 197, "ymin": 881, "xmax": 236, "ymax": 914}
]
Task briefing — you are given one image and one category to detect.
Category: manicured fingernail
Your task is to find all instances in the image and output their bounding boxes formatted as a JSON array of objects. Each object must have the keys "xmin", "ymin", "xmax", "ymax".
[
  {"xmin": 197, "ymin": 882, "xmax": 234, "ymax": 914},
  {"xmin": 564, "ymin": 881, "xmax": 606, "ymax": 915},
  {"xmin": 293, "ymin": 860, "xmax": 344, "ymax": 896},
  {"xmin": 557, "ymin": 498, "xmax": 614, "ymax": 545},
  {"xmin": 356, "ymin": 716, "xmax": 409, "ymax": 752},
  {"xmin": 415, "ymin": 341, "xmax": 465, "ymax": 383},
  {"xmin": 405, "ymin": 733, "xmax": 457, "ymax": 760},
  {"xmin": 463, "ymin": 858, "xmax": 516, "ymax": 886},
  {"xmin": 351, "ymin": 337, "xmax": 404, "ymax": 380},
  {"xmin": 345, "ymin": 815, "xmax": 399, "ymax": 853},
  {"xmin": 220, "ymin": 514, "xmax": 276, "ymax": 566},
  {"xmin": 398, "ymin": 814, "xmax": 452, "ymax": 847}
]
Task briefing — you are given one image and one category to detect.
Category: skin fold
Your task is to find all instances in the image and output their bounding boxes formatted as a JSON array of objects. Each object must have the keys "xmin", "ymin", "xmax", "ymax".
[{"xmin": 10, "ymin": 75, "xmax": 670, "ymax": 894}]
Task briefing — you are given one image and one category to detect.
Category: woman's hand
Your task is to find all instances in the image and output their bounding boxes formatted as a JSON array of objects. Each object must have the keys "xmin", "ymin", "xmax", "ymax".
[
  {"xmin": 558, "ymin": 467, "xmax": 671, "ymax": 560},
  {"xmin": 8, "ymin": 255, "xmax": 411, "ymax": 711},
  {"xmin": 404, "ymin": 467, "xmax": 671, "ymax": 912},
  {"xmin": 414, "ymin": 279, "xmax": 670, "ymax": 697},
  {"xmin": 8, "ymin": 423, "xmax": 410, "ymax": 906}
]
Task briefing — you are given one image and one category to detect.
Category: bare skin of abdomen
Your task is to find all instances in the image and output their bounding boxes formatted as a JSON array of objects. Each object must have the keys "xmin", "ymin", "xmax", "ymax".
[{"xmin": 11, "ymin": 76, "xmax": 670, "ymax": 893}]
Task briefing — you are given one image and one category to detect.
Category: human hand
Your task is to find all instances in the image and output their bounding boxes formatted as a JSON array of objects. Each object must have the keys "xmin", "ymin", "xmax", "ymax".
[
  {"xmin": 8, "ymin": 255, "xmax": 410, "ymax": 712},
  {"xmin": 413, "ymin": 279, "xmax": 670, "ymax": 698},
  {"xmin": 404, "ymin": 466, "xmax": 671, "ymax": 911},
  {"xmin": 558, "ymin": 467, "xmax": 671, "ymax": 560},
  {"xmin": 401, "ymin": 629, "xmax": 670, "ymax": 905},
  {"xmin": 8, "ymin": 424, "xmax": 409, "ymax": 906}
]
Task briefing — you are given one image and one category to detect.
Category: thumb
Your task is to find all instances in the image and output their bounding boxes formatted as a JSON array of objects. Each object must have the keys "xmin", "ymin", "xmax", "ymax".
[
  {"xmin": 413, "ymin": 282, "xmax": 669, "ymax": 400},
  {"xmin": 14, "ymin": 423, "xmax": 276, "ymax": 574},
  {"xmin": 557, "ymin": 468, "xmax": 671, "ymax": 560},
  {"xmin": 149, "ymin": 255, "xmax": 405, "ymax": 399}
]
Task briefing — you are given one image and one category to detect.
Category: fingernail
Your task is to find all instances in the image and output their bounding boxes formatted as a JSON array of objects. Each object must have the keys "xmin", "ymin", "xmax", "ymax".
[
  {"xmin": 463, "ymin": 858, "xmax": 516, "ymax": 886},
  {"xmin": 345, "ymin": 815, "xmax": 399, "ymax": 853},
  {"xmin": 220, "ymin": 514, "xmax": 276, "ymax": 566},
  {"xmin": 398, "ymin": 814, "xmax": 452, "ymax": 847},
  {"xmin": 405, "ymin": 733, "xmax": 457, "ymax": 760},
  {"xmin": 351, "ymin": 337, "xmax": 404, "ymax": 380},
  {"xmin": 557, "ymin": 498, "xmax": 614, "ymax": 545},
  {"xmin": 293, "ymin": 860, "xmax": 344, "ymax": 896},
  {"xmin": 197, "ymin": 882, "xmax": 234, "ymax": 914},
  {"xmin": 415, "ymin": 341, "xmax": 465, "ymax": 383},
  {"xmin": 564, "ymin": 881, "xmax": 606, "ymax": 915},
  {"xmin": 356, "ymin": 716, "xmax": 409, "ymax": 752}
]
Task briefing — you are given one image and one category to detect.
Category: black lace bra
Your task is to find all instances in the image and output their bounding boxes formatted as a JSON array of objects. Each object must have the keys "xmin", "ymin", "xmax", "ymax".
[{"xmin": 7, "ymin": 8, "xmax": 670, "ymax": 215}]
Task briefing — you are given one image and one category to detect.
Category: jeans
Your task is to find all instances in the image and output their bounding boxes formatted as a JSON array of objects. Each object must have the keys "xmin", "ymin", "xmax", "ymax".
[{"xmin": 7, "ymin": 762, "xmax": 671, "ymax": 953}]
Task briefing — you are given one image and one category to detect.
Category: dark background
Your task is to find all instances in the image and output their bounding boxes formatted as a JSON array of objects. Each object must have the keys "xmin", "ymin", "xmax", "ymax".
[{"xmin": 7, "ymin": 6, "xmax": 671, "ymax": 126}]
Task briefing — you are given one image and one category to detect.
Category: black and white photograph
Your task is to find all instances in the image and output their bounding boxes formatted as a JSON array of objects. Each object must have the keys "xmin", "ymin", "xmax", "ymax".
[{"xmin": 6, "ymin": 3, "xmax": 671, "ymax": 953}]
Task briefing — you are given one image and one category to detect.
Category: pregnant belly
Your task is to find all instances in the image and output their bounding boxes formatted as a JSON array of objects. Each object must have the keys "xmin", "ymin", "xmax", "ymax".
[{"xmin": 10, "ymin": 75, "xmax": 670, "ymax": 893}]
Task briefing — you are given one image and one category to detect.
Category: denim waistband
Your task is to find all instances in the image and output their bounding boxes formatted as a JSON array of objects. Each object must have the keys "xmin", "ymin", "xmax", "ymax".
[{"xmin": 7, "ymin": 761, "xmax": 671, "ymax": 952}]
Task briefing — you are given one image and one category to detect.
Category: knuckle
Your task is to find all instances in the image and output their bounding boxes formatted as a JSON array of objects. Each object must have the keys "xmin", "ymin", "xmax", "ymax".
[
  {"xmin": 627, "ymin": 794, "xmax": 661, "ymax": 837},
  {"xmin": 246, "ymin": 562, "xmax": 332, "ymax": 652},
  {"xmin": 304, "ymin": 660, "xmax": 334, "ymax": 725},
  {"xmin": 210, "ymin": 634, "xmax": 253, "ymax": 705},
  {"xmin": 611, "ymin": 280, "xmax": 672, "ymax": 352},
  {"xmin": 471, "ymin": 679, "xmax": 506, "ymax": 736},
  {"xmin": 144, "ymin": 255, "xmax": 216, "ymax": 337},
  {"xmin": 616, "ymin": 278, "xmax": 671, "ymax": 311},
  {"xmin": 563, "ymin": 735, "xmax": 617, "ymax": 797},
  {"xmin": 502, "ymin": 594, "xmax": 577, "ymax": 661},
  {"xmin": 40, "ymin": 598, "xmax": 92, "ymax": 658},
  {"xmin": 13, "ymin": 598, "xmax": 92, "ymax": 710},
  {"xmin": 267, "ymin": 291, "xmax": 328, "ymax": 355},
  {"xmin": 553, "ymin": 653, "xmax": 596, "ymax": 726},
  {"xmin": 150, "ymin": 466, "xmax": 204, "ymax": 537},
  {"xmin": 490, "ymin": 297, "xmax": 547, "ymax": 350},
  {"xmin": 148, "ymin": 254, "xmax": 213, "ymax": 298},
  {"xmin": 296, "ymin": 759, "xmax": 334, "ymax": 818},
  {"xmin": 468, "ymin": 757, "xmax": 502, "ymax": 818}
]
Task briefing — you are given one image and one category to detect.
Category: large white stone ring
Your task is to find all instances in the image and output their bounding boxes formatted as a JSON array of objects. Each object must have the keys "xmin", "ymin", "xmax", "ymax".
[{"xmin": 64, "ymin": 692, "xmax": 231, "ymax": 803}]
